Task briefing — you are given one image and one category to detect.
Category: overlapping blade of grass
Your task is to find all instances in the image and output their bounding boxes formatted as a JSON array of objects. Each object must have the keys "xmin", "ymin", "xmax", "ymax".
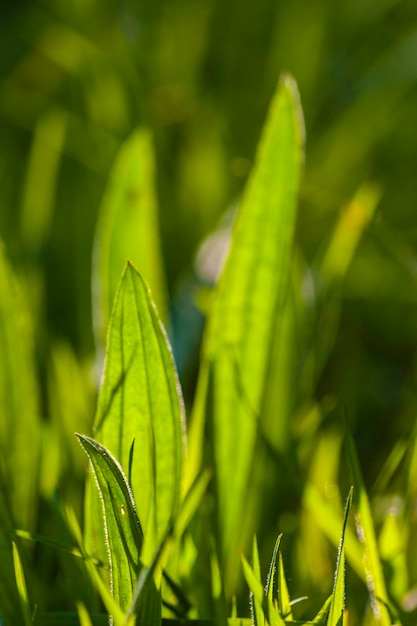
[
  {"xmin": 346, "ymin": 429, "xmax": 391, "ymax": 625},
  {"xmin": 303, "ymin": 482, "xmax": 363, "ymax": 582},
  {"xmin": 87, "ymin": 263, "xmax": 185, "ymax": 566},
  {"xmin": 327, "ymin": 487, "xmax": 353, "ymax": 626},
  {"xmin": 241, "ymin": 535, "xmax": 287, "ymax": 626},
  {"xmin": 77, "ymin": 434, "xmax": 145, "ymax": 614},
  {"xmin": 0, "ymin": 242, "xmax": 40, "ymax": 530},
  {"xmin": 188, "ymin": 75, "xmax": 305, "ymax": 589},
  {"xmin": 93, "ymin": 128, "xmax": 167, "ymax": 348}
]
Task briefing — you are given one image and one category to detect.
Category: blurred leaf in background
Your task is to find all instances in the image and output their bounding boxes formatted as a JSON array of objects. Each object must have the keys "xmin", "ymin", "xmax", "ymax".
[{"xmin": 1, "ymin": 0, "xmax": 417, "ymax": 622}]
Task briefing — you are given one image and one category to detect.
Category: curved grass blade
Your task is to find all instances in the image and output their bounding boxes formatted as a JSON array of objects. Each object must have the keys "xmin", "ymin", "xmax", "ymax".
[
  {"xmin": 327, "ymin": 487, "xmax": 353, "ymax": 626},
  {"xmin": 12, "ymin": 541, "xmax": 32, "ymax": 626},
  {"xmin": 188, "ymin": 75, "xmax": 305, "ymax": 590},
  {"xmin": 0, "ymin": 242, "xmax": 40, "ymax": 530},
  {"xmin": 88, "ymin": 263, "xmax": 186, "ymax": 566},
  {"xmin": 266, "ymin": 533, "xmax": 282, "ymax": 605},
  {"xmin": 76, "ymin": 433, "xmax": 143, "ymax": 613},
  {"xmin": 346, "ymin": 429, "xmax": 391, "ymax": 625}
]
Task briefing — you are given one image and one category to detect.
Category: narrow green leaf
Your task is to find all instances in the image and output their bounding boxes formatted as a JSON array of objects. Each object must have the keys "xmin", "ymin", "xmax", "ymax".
[
  {"xmin": 303, "ymin": 482, "xmax": 363, "ymax": 581},
  {"xmin": 12, "ymin": 541, "xmax": 32, "ymax": 626},
  {"xmin": 0, "ymin": 484, "xmax": 21, "ymax": 624},
  {"xmin": 327, "ymin": 487, "xmax": 353, "ymax": 626},
  {"xmin": 0, "ymin": 241, "xmax": 40, "ymax": 530},
  {"xmin": 312, "ymin": 596, "xmax": 332, "ymax": 625},
  {"xmin": 76, "ymin": 603, "xmax": 94, "ymax": 626},
  {"xmin": 76, "ymin": 433, "xmax": 143, "ymax": 613},
  {"xmin": 88, "ymin": 263, "xmax": 185, "ymax": 566},
  {"xmin": 277, "ymin": 551, "xmax": 292, "ymax": 621},
  {"xmin": 241, "ymin": 554, "xmax": 265, "ymax": 626},
  {"xmin": 346, "ymin": 429, "xmax": 391, "ymax": 625},
  {"xmin": 188, "ymin": 75, "xmax": 304, "ymax": 590},
  {"xmin": 252, "ymin": 537, "xmax": 264, "ymax": 626},
  {"xmin": 266, "ymin": 534, "xmax": 282, "ymax": 605}
]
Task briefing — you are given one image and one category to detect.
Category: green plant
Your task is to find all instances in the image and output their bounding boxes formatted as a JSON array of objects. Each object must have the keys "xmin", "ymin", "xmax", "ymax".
[{"xmin": 1, "ymin": 72, "xmax": 416, "ymax": 626}]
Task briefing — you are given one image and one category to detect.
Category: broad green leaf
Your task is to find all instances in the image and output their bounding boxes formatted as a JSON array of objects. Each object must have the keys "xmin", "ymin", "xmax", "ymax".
[
  {"xmin": 0, "ymin": 241, "xmax": 40, "ymax": 530},
  {"xmin": 346, "ymin": 430, "xmax": 391, "ymax": 626},
  {"xmin": 77, "ymin": 433, "xmax": 143, "ymax": 613},
  {"xmin": 189, "ymin": 74, "xmax": 304, "ymax": 589},
  {"xmin": 327, "ymin": 487, "xmax": 353, "ymax": 626},
  {"xmin": 93, "ymin": 128, "xmax": 167, "ymax": 347},
  {"xmin": 87, "ymin": 263, "xmax": 185, "ymax": 566}
]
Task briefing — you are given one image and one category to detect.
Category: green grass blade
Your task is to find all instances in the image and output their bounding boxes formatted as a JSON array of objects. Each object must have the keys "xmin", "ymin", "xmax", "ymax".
[
  {"xmin": 327, "ymin": 487, "xmax": 353, "ymax": 626},
  {"xmin": 0, "ymin": 242, "xmax": 40, "ymax": 530},
  {"xmin": 93, "ymin": 128, "xmax": 167, "ymax": 347},
  {"xmin": 266, "ymin": 533, "xmax": 282, "ymax": 604},
  {"xmin": 12, "ymin": 541, "xmax": 33, "ymax": 626},
  {"xmin": 76, "ymin": 603, "xmax": 94, "ymax": 626},
  {"xmin": 303, "ymin": 482, "xmax": 364, "ymax": 581},
  {"xmin": 240, "ymin": 555, "xmax": 264, "ymax": 626},
  {"xmin": 189, "ymin": 75, "xmax": 304, "ymax": 590},
  {"xmin": 346, "ymin": 429, "xmax": 391, "ymax": 625},
  {"xmin": 312, "ymin": 596, "xmax": 332, "ymax": 625},
  {"xmin": 76, "ymin": 433, "xmax": 143, "ymax": 613},
  {"xmin": 89, "ymin": 262, "xmax": 185, "ymax": 565},
  {"xmin": 277, "ymin": 551, "xmax": 292, "ymax": 621},
  {"xmin": 0, "ymin": 484, "xmax": 22, "ymax": 624}
]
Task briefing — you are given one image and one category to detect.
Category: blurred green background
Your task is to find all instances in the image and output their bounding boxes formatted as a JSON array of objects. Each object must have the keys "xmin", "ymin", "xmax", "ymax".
[
  {"xmin": 2, "ymin": 0, "xmax": 417, "ymax": 619},
  {"xmin": 3, "ymin": 0, "xmax": 417, "ymax": 463}
]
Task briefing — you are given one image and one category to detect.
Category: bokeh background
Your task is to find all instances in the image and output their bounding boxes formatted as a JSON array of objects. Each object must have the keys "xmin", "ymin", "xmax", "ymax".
[{"xmin": 2, "ymin": 0, "xmax": 417, "ymax": 620}]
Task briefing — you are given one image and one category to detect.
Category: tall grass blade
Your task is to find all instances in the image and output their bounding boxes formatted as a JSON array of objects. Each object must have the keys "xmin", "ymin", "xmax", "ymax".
[
  {"xmin": 346, "ymin": 429, "xmax": 391, "ymax": 625},
  {"xmin": 12, "ymin": 541, "xmax": 32, "ymax": 626},
  {"xmin": 266, "ymin": 534, "xmax": 282, "ymax": 604},
  {"xmin": 189, "ymin": 74, "xmax": 305, "ymax": 591},
  {"xmin": 87, "ymin": 263, "xmax": 185, "ymax": 567},
  {"xmin": 327, "ymin": 487, "xmax": 353, "ymax": 626},
  {"xmin": 0, "ymin": 242, "xmax": 40, "ymax": 530},
  {"xmin": 277, "ymin": 551, "xmax": 292, "ymax": 621},
  {"xmin": 240, "ymin": 555, "xmax": 264, "ymax": 626}
]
